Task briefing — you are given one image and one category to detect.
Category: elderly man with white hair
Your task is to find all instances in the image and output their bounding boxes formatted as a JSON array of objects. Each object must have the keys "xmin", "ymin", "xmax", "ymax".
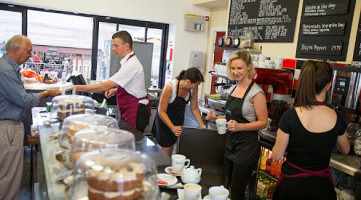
[{"xmin": 0, "ymin": 35, "xmax": 61, "ymax": 200}]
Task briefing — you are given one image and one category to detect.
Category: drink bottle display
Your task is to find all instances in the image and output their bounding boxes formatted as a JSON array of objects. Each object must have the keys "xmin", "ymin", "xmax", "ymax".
[{"xmin": 260, "ymin": 148, "xmax": 268, "ymax": 170}]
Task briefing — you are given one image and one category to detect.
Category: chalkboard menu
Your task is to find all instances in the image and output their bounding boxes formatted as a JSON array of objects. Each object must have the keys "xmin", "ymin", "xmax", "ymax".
[
  {"xmin": 227, "ymin": 0, "xmax": 299, "ymax": 42},
  {"xmin": 353, "ymin": 14, "xmax": 361, "ymax": 61},
  {"xmin": 296, "ymin": 0, "xmax": 356, "ymax": 61}
]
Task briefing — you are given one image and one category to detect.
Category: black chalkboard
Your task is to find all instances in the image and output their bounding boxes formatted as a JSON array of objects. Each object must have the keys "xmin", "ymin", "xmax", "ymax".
[
  {"xmin": 296, "ymin": 0, "xmax": 356, "ymax": 61},
  {"xmin": 353, "ymin": 14, "xmax": 361, "ymax": 61},
  {"xmin": 227, "ymin": 0, "xmax": 300, "ymax": 42}
]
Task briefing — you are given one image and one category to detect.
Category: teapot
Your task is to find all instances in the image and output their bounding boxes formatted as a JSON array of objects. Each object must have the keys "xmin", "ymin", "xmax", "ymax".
[{"xmin": 181, "ymin": 165, "xmax": 202, "ymax": 184}]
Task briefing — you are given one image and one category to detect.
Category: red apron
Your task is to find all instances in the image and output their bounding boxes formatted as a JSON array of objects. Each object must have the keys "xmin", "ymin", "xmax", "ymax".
[
  {"xmin": 275, "ymin": 161, "xmax": 334, "ymax": 190},
  {"xmin": 116, "ymin": 53, "xmax": 150, "ymax": 127}
]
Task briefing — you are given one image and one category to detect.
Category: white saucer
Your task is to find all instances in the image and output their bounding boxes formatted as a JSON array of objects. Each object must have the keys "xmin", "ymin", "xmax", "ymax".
[
  {"xmin": 203, "ymin": 195, "xmax": 230, "ymax": 200},
  {"xmin": 157, "ymin": 173, "xmax": 177, "ymax": 187},
  {"xmin": 165, "ymin": 166, "xmax": 182, "ymax": 176}
]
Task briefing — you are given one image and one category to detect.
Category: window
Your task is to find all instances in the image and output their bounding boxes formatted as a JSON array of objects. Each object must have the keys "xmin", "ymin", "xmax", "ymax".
[
  {"xmin": 147, "ymin": 28, "xmax": 163, "ymax": 88},
  {"xmin": 0, "ymin": 10, "xmax": 22, "ymax": 57},
  {"xmin": 97, "ymin": 22, "xmax": 117, "ymax": 81},
  {"xmin": 27, "ymin": 10, "xmax": 93, "ymax": 79},
  {"xmin": 0, "ymin": 3, "xmax": 168, "ymax": 88},
  {"xmin": 118, "ymin": 24, "xmax": 145, "ymax": 42}
]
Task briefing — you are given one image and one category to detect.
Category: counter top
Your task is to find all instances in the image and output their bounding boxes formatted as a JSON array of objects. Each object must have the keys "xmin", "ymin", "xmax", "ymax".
[{"xmin": 34, "ymin": 110, "xmax": 170, "ymax": 200}]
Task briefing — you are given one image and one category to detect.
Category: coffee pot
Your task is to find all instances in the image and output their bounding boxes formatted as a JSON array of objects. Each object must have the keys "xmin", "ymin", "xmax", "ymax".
[{"xmin": 181, "ymin": 165, "xmax": 202, "ymax": 184}]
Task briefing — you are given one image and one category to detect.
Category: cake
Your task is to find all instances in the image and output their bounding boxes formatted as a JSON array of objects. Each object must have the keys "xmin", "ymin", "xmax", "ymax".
[
  {"xmin": 57, "ymin": 100, "xmax": 85, "ymax": 120},
  {"xmin": 84, "ymin": 155, "xmax": 145, "ymax": 200},
  {"xmin": 67, "ymin": 124, "xmax": 87, "ymax": 144}
]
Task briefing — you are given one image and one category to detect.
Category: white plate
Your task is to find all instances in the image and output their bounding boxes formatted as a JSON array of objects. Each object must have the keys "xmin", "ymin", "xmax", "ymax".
[
  {"xmin": 203, "ymin": 195, "xmax": 230, "ymax": 200},
  {"xmin": 157, "ymin": 173, "xmax": 177, "ymax": 187},
  {"xmin": 165, "ymin": 166, "xmax": 182, "ymax": 176}
]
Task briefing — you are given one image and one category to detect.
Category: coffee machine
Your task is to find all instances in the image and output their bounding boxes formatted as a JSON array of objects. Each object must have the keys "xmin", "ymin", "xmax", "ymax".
[
  {"xmin": 253, "ymin": 67, "xmax": 294, "ymax": 130},
  {"xmin": 327, "ymin": 65, "xmax": 361, "ymax": 116}
]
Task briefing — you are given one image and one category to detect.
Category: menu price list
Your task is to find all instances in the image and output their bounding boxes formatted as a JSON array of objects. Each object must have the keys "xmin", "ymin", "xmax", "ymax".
[
  {"xmin": 353, "ymin": 14, "xmax": 361, "ymax": 61},
  {"xmin": 296, "ymin": 0, "xmax": 356, "ymax": 61},
  {"xmin": 227, "ymin": 0, "xmax": 299, "ymax": 42}
]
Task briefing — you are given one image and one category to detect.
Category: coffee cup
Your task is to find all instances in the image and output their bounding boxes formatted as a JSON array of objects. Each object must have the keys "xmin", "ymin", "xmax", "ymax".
[
  {"xmin": 171, "ymin": 154, "xmax": 190, "ymax": 174},
  {"xmin": 215, "ymin": 118, "xmax": 227, "ymax": 134},
  {"xmin": 209, "ymin": 185, "xmax": 229, "ymax": 200},
  {"xmin": 184, "ymin": 183, "xmax": 202, "ymax": 200}
]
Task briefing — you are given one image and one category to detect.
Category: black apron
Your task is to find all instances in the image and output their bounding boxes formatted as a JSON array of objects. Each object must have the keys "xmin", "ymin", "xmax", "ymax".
[
  {"xmin": 225, "ymin": 80, "xmax": 259, "ymax": 165},
  {"xmin": 152, "ymin": 80, "xmax": 191, "ymax": 147}
]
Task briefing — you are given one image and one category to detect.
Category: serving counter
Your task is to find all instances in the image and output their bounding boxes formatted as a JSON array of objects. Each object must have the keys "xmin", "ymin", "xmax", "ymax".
[{"xmin": 32, "ymin": 108, "xmax": 171, "ymax": 200}]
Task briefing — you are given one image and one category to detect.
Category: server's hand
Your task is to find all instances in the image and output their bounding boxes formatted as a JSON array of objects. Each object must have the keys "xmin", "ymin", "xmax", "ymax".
[
  {"xmin": 206, "ymin": 110, "xmax": 216, "ymax": 122},
  {"xmin": 105, "ymin": 88, "xmax": 117, "ymax": 98},
  {"xmin": 171, "ymin": 126, "xmax": 182, "ymax": 137},
  {"xmin": 46, "ymin": 89, "xmax": 61, "ymax": 97}
]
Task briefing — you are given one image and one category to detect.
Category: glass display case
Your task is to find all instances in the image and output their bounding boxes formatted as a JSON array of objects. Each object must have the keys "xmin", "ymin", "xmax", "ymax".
[
  {"xmin": 59, "ymin": 114, "xmax": 118, "ymax": 149},
  {"xmin": 50, "ymin": 95, "xmax": 95, "ymax": 121},
  {"xmin": 69, "ymin": 149, "xmax": 159, "ymax": 200},
  {"xmin": 69, "ymin": 127, "xmax": 136, "ymax": 167}
]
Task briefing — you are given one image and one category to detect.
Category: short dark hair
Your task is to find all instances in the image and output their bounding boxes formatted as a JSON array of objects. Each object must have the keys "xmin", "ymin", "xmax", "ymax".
[
  {"xmin": 176, "ymin": 67, "xmax": 204, "ymax": 83},
  {"xmin": 294, "ymin": 60, "xmax": 333, "ymax": 108},
  {"xmin": 112, "ymin": 31, "xmax": 133, "ymax": 49}
]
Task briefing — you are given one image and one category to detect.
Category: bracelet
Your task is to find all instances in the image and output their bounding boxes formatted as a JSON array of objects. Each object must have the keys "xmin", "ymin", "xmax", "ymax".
[{"xmin": 44, "ymin": 91, "xmax": 48, "ymax": 98}]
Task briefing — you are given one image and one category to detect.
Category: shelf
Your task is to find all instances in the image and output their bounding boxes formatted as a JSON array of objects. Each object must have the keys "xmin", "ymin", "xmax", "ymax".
[{"xmin": 258, "ymin": 169, "xmax": 278, "ymax": 182}]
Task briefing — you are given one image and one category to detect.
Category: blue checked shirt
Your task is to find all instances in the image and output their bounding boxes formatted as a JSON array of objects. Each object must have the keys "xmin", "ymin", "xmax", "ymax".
[{"xmin": 0, "ymin": 54, "xmax": 39, "ymax": 120}]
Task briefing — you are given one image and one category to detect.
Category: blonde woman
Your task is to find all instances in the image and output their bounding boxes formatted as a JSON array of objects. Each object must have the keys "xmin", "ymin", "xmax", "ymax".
[{"xmin": 207, "ymin": 50, "xmax": 267, "ymax": 200}]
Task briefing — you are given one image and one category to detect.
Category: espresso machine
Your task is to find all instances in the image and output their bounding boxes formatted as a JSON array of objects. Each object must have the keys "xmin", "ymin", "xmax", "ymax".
[
  {"xmin": 327, "ymin": 64, "xmax": 361, "ymax": 119},
  {"xmin": 253, "ymin": 67, "xmax": 294, "ymax": 130}
]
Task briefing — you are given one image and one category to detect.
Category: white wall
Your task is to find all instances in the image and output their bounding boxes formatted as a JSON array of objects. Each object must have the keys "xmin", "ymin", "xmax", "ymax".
[{"xmin": 2, "ymin": 0, "xmax": 211, "ymax": 79}]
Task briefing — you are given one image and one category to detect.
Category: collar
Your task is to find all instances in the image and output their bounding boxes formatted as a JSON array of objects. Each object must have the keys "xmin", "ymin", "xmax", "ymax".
[
  {"xmin": 2, "ymin": 54, "xmax": 21, "ymax": 72},
  {"xmin": 120, "ymin": 51, "xmax": 135, "ymax": 65}
]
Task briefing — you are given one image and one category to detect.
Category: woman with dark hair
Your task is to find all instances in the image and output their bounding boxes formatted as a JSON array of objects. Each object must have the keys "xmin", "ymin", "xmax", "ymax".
[
  {"xmin": 152, "ymin": 67, "xmax": 206, "ymax": 156},
  {"xmin": 272, "ymin": 60, "xmax": 350, "ymax": 200},
  {"xmin": 206, "ymin": 50, "xmax": 268, "ymax": 200}
]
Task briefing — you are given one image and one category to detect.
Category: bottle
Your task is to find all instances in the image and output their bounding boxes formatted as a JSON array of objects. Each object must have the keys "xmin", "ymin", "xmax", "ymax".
[
  {"xmin": 266, "ymin": 151, "xmax": 273, "ymax": 173},
  {"xmin": 268, "ymin": 181, "xmax": 276, "ymax": 199},
  {"xmin": 262, "ymin": 180, "xmax": 270, "ymax": 199},
  {"xmin": 275, "ymin": 160, "xmax": 283, "ymax": 178},
  {"xmin": 256, "ymin": 177, "xmax": 264, "ymax": 197},
  {"xmin": 260, "ymin": 148, "xmax": 268, "ymax": 171},
  {"xmin": 270, "ymin": 159, "xmax": 277, "ymax": 176}
]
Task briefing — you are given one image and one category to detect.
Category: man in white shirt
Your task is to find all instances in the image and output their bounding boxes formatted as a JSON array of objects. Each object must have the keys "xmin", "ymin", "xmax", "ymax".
[{"xmin": 75, "ymin": 31, "xmax": 150, "ymax": 132}]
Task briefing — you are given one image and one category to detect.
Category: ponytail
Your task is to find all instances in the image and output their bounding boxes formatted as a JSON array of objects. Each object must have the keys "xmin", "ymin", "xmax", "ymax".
[{"xmin": 294, "ymin": 60, "xmax": 332, "ymax": 108}]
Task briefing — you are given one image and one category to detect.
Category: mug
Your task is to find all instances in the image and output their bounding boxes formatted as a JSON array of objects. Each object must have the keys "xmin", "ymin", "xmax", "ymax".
[
  {"xmin": 209, "ymin": 185, "xmax": 229, "ymax": 200},
  {"xmin": 215, "ymin": 118, "xmax": 227, "ymax": 134},
  {"xmin": 184, "ymin": 183, "xmax": 202, "ymax": 200},
  {"xmin": 171, "ymin": 154, "xmax": 190, "ymax": 174}
]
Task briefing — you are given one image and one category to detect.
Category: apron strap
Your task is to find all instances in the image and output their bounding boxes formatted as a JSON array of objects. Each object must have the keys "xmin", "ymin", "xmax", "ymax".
[
  {"xmin": 229, "ymin": 80, "xmax": 255, "ymax": 123},
  {"xmin": 275, "ymin": 161, "xmax": 334, "ymax": 190},
  {"xmin": 176, "ymin": 80, "xmax": 191, "ymax": 103}
]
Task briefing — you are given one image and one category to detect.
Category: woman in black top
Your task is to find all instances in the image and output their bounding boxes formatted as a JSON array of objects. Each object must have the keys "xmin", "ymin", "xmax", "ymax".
[
  {"xmin": 272, "ymin": 60, "xmax": 350, "ymax": 200},
  {"xmin": 207, "ymin": 50, "xmax": 268, "ymax": 200},
  {"xmin": 152, "ymin": 67, "xmax": 205, "ymax": 157}
]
